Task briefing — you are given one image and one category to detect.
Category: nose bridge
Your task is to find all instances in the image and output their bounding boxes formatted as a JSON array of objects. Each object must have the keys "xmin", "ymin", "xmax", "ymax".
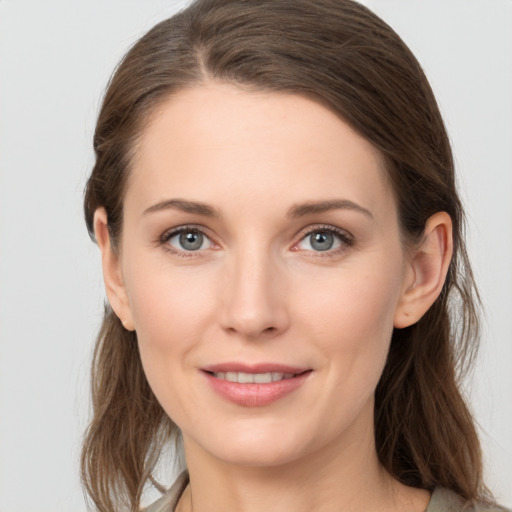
[{"xmin": 220, "ymin": 240, "xmax": 288, "ymax": 339}]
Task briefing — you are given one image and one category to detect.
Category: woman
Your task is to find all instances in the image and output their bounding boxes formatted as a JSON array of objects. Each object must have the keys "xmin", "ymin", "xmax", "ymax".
[{"xmin": 81, "ymin": 1, "xmax": 509, "ymax": 511}]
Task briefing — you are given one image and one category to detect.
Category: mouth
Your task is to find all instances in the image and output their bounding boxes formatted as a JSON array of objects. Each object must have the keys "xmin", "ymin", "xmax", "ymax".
[
  {"xmin": 201, "ymin": 364, "xmax": 312, "ymax": 407},
  {"xmin": 208, "ymin": 371, "xmax": 300, "ymax": 384}
]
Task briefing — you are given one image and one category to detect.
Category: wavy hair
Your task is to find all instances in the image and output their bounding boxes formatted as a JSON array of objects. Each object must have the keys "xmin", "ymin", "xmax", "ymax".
[{"xmin": 82, "ymin": 1, "xmax": 484, "ymax": 510}]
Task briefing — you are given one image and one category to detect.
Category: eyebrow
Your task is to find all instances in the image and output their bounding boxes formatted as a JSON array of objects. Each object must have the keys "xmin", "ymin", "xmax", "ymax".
[
  {"xmin": 287, "ymin": 199, "xmax": 373, "ymax": 219},
  {"xmin": 142, "ymin": 198, "xmax": 373, "ymax": 220},
  {"xmin": 143, "ymin": 199, "xmax": 220, "ymax": 218}
]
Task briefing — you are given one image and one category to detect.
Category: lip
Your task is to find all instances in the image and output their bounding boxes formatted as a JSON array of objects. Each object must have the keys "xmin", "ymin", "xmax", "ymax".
[
  {"xmin": 201, "ymin": 362, "xmax": 312, "ymax": 407},
  {"xmin": 203, "ymin": 362, "xmax": 308, "ymax": 374}
]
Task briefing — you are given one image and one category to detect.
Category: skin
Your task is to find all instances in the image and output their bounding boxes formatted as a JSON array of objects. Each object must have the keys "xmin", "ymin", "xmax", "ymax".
[{"xmin": 95, "ymin": 82, "xmax": 452, "ymax": 512}]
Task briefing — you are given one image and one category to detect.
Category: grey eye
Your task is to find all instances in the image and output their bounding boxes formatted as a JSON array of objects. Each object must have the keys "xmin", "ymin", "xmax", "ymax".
[
  {"xmin": 296, "ymin": 229, "xmax": 345, "ymax": 253},
  {"xmin": 309, "ymin": 231, "xmax": 334, "ymax": 251},
  {"xmin": 179, "ymin": 230, "xmax": 204, "ymax": 251},
  {"xmin": 166, "ymin": 229, "xmax": 212, "ymax": 252}
]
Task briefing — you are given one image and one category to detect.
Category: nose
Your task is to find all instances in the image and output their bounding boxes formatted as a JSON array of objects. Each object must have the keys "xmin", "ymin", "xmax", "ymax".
[{"xmin": 219, "ymin": 247, "xmax": 290, "ymax": 340}]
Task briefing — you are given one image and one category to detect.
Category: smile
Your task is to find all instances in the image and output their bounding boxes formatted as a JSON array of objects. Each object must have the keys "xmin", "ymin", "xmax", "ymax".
[
  {"xmin": 202, "ymin": 365, "xmax": 312, "ymax": 407},
  {"xmin": 212, "ymin": 371, "xmax": 296, "ymax": 383}
]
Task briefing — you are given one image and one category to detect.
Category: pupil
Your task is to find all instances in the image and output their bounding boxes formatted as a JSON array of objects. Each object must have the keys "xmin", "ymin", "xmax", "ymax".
[
  {"xmin": 311, "ymin": 232, "xmax": 333, "ymax": 251},
  {"xmin": 180, "ymin": 231, "xmax": 203, "ymax": 250}
]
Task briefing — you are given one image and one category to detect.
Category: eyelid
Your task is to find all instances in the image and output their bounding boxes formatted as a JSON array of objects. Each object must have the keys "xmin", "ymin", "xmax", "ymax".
[
  {"xmin": 159, "ymin": 224, "xmax": 219, "ymax": 256},
  {"xmin": 291, "ymin": 224, "xmax": 354, "ymax": 254},
  {"xmin": 157, "ymin": 223, "xmax": 353, "ymax": 257}
]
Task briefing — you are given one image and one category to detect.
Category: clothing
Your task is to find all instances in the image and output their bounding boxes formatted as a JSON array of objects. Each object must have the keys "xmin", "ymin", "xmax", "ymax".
[{"xmin": 144, "ymin": 472, "xmax": 511, "ymax": 512}]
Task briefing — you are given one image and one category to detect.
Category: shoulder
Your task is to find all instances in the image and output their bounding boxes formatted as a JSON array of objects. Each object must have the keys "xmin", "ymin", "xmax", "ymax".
[
  {"xmin": 143, "ymin": 479, "xmax": 512, "ymax": 512},
  {"xmin": 427, "ymin": 487, "xmax": 512, "ymax": 512},
  {"xmin": 143, "ymin": 472, "xmax": 189, "ymax": 512}
]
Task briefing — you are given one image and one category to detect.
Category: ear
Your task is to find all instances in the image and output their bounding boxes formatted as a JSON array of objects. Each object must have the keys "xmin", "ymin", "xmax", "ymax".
[
  {"xmin": 394, "ymin": 212, "xmax": 453, "ymax": 329},
  {"xmin": 94, "ymin": 208, "xmax": 135, "ymax": 331}
]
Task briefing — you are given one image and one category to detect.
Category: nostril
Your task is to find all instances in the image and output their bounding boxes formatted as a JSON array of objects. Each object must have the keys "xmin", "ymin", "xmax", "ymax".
[{"xmin": 225, "ymin": 324, "xmax": 280, "ymax": 340}]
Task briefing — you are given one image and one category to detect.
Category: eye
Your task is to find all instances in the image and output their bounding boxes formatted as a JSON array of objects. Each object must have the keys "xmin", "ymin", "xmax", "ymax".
[
  {"xmin": 164, "ymin": 227, "xmax": 214, "ymax": 252},
  {"xmin": 295, "ymin": 227, "xmax": 352, "ymax": 253}
]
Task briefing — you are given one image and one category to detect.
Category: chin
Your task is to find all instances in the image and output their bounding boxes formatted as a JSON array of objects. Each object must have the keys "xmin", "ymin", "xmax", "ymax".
[
  {"xmin": 185, "ymin": 422, "xmax": 312, "ymax": 469},
  {"xmin": 211, "ymin": 445, "xmax": 303, "ymax": 469}
]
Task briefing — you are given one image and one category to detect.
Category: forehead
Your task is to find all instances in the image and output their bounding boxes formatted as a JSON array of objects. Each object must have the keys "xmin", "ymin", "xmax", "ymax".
[{"xmin": 127, "ymin": 82, "xmax": 395, "ymax": 220}]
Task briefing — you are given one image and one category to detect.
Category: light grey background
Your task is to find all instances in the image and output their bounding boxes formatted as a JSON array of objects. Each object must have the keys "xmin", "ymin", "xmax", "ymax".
[{"xmin": 0, "ymin": 1, "xmax": 510, "ymax": 510}]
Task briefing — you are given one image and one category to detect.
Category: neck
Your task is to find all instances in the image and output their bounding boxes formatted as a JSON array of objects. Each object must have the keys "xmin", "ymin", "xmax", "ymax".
[{"xmin": 179, "ymin": 418, "xmax": 429, "ymax": 512}]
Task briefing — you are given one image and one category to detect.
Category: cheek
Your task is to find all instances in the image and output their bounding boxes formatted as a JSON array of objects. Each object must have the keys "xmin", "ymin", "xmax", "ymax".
[
  {"xmin": 123, "ymin": 261, "xmax": 222, "ymax": 418},
  {"xmin": 127, "ymin": 266, "xmax": 219, "ymax": 348},
  {"xmin": 298, "ymin": 264, "xmax": 401, "ymax": 338},
  {"xmin": 295, "ymin": 257, "xmax": 404, "ymax": 386}
]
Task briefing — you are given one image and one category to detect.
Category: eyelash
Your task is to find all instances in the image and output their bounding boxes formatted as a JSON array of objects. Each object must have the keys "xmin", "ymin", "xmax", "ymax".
[
  {"xmin": 158, "ymin": 224, "xmax": 354, "ymax": 258},
  {"xmin": 159, "ymin": 225, "xmax": 215, "ymax": 258},
  {"xmin": 293, "ymin": 224, "xmax": 354, "ymax": 257}
]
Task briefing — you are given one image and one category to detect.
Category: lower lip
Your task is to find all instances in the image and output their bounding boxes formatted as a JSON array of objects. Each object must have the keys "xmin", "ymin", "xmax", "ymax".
[{"xmin": 203, "ymin": 371, "xmax": 311, "ymax": 407}]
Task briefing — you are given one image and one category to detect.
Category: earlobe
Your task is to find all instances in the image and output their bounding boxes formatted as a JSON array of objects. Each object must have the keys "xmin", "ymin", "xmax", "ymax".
[
  {"xmin": 394, "ymin": 212, "xmax": 453, "ymax": 329},
  {"xmin": 93, "ymin": 208, "xmax": 135, "ymax": 331}
]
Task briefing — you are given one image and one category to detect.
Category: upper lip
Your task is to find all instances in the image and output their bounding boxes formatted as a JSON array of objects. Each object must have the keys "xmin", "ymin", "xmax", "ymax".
[{"xmin": 202, "ymin": 362, "xmax": 310, "ymax": 374}]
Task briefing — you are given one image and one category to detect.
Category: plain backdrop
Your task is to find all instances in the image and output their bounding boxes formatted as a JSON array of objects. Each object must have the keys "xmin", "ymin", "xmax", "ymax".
[{"xmin": 0, "ymin": 1, "xmax": 511, "ymax": 511}]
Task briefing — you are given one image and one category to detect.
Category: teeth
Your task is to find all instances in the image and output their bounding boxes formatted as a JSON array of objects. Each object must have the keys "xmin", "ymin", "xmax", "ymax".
[
  {"xmin": 226, "ymin": 372, "xmax": 237, "ymax": 382},
  {"xmin": 214, "ymin": 371, "xmax": 295, "ymax": 383},
  {"xmin": 254, "ymin": 373, "xmax": 272, "ymax": 383},
  {"xmin": 238, "ymin": 372, "xmax": 254, "ymax": 383}
]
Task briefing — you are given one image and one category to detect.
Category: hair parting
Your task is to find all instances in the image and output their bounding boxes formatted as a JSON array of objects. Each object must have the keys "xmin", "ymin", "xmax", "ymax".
[{"xmin": 82, "ymin": 1, "xmax": 487, "ymax": 510}]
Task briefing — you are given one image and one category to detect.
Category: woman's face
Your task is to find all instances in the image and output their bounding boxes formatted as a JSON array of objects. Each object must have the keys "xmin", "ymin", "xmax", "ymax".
[{"xmin": 108, "ymin": 83, "xmax": 416, "ymax": 468}]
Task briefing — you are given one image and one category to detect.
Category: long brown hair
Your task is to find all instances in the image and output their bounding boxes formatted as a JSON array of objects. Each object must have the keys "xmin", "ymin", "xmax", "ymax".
[{"xmin": 82, "ymin": 1, "xmax": 485, "ymax": 510}]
